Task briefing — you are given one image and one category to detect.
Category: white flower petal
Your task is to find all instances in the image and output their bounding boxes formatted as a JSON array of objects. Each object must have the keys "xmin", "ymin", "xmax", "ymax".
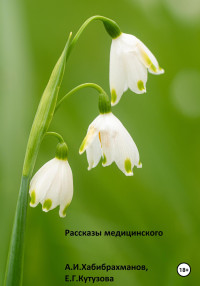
[
  {"xmin": 117, "ymin": 33, "xmax": 138, "ymax": 52},
  {"xmin": 29, "ymin": 158, "xmax": 59, "ymax": 207},
  {"xmin": 41, "ymin": 166, "xmax": 63, "ymax": 212},
  {"xmin": 100, "ymin": 131, "xmax": 115, "ymax": 166},
  {"xmin": 106, "ymin": 114, "xmax": 140, "ymax": 175},
  {"xmin": 110, "ymin": 38, "xmax": 128, "ymax": 105},
  {"xmin": 80, "ymin": 115, "xmax": 105, "ymax": 169},
  {"xmin": 92, "ymin": 113, "xmax": 116, "ymax": 166},
  {"xmin": 30, "ymin": 158, "xmax": 55, "ymax": 190},
  {"xmin": 59, "ymin": 161, "xmax": 73, "ymax": 217},
  {"xmin": 114, "ymin": 129, "xmax": 140, "ymax": 176},
  {"xmin": 86, "ymin": 133, "xmax": 102, "ymax": 170},
  {"xmin": 124, "ymin": 52, "xmax": 147, "ymax": 94},
  {"xmin": 79, "ymin": 126, "xmax": 97, "ymax": 154},
  {"xmin": 79, "ymin": 114, "xmax": 104, "ymax": 155}
]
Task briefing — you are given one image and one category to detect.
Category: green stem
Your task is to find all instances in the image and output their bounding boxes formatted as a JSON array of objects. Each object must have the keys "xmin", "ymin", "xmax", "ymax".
[
  {"xmin": 68, "ymin": 15, "xmax": 121, "ymax": 56},
  {"xmin": 46, "ymin": 131, "xmax": 65, "ymax": 143},
  {"xmin": 4, "ymin": 176, "xmax": 30, "ymax": 286},
  {"xmin": 56, "ymin": 83, "xmax": 106, "ymax": 111}
]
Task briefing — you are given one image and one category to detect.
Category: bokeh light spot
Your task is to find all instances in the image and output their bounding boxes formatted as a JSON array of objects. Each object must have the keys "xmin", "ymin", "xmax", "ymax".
[
  {"xmin": 165, "ymin": 0, "xmax": 200, "ymax": 25},
  {"xmin": 171, "ymin": 69, "xmax": 200, "ymax": 118}
]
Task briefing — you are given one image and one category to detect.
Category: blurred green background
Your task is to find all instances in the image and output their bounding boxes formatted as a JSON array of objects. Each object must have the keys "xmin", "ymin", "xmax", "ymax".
[{"xmin": 0, "ymin": 0, "xmax": 200, "ymax": 285}]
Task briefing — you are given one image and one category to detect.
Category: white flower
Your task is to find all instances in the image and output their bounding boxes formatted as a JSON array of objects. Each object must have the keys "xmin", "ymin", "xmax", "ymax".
[
  {"xmin": 29, "ymin": 157, "xmax": 73, "ymax": 218},
  {"xmin": 79, "ymin": 112, "xmax": 142, "ymax": 176},
  {"xmin": 109, "ymin": 32, "xmax": 164, "ymax": 105}
]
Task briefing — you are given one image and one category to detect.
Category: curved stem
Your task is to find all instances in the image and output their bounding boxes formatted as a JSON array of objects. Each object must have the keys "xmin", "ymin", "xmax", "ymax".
[
  {"xmin": 55, "ymin": 83, "xmax": 106, "ymax": 111},
  {"xmin": 68, "ymin": 15, "xmax": 121, "ymax": 56},
  {"xmin": 46, "ymin": 132, "xmax": 65, "ymax": 143}
]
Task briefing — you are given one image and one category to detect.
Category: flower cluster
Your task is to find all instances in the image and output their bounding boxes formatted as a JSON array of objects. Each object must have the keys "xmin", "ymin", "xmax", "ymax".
[
  {"xmin": 29, "ymin": 20, "xmax": 163, "ymax": 217},
  {"xmin": 79, "ymin": 32, "xmax": 163, "ymax": 174}
]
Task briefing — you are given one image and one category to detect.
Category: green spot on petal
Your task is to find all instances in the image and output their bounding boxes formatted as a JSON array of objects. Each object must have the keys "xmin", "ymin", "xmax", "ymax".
[
  {"xmin": 140, "ymin": 49, "xmax": 158, "ymax": 73},
  {"xmin": 141, "ymin": 49, "xmax": 151, "ymax": 66},
  {"xmin": 124, "ymin": 158, "xmax": 132, "ymax": 173},
  {"xmin": 43, "ymin": 199, "xmax": 52, "ymax": 211},
  {"xmin": 63, "ymin": 204, "xmax": 69, "ymax": 216},
  {"xmin": 30, "ymin": 191, "xmax": 36, "ymax": 205},
  {"xmin": 102, "ymin": 153, "xmax": 107, "ymax": 165},
  {"xmin": 79, "ymin": 127, "xmax": 96, "ymax": 154},
  {"xmin": 111, "ymin": 89, "xmax": 117, "ymax": 104},
  {"xmin": 137, "ymin": 80, "xmax": 145, "ymax": 91},
  {"xmin": 150, "ymin": 63, "xmax": 157, "ymax": 73}
]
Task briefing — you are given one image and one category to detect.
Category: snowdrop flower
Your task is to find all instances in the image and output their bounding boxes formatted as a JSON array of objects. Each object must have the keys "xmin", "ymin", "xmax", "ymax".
[
  {"xmin": 79, "ymin": 112, "xmax": 142, "ymax": 176},
  {"xmin": 110, "ymin": 33, "xmax": 164, "ymax": 105},
  {"xmin": 29, "ymin": 142, "xmax": 73, "ymax": 217}
]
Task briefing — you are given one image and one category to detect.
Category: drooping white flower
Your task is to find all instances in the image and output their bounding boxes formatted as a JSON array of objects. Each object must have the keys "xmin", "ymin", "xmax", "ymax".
[
  {"xmin": 110, "ymin": 32, "xmax": 164, "ymax": 105},
  {"xmin": 29, "ymin": 143, "xmax": 73, "ymax": 217},
  {"xmin": 79, "ymin": 112, "xmax": 141, "ymax": 176}
]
